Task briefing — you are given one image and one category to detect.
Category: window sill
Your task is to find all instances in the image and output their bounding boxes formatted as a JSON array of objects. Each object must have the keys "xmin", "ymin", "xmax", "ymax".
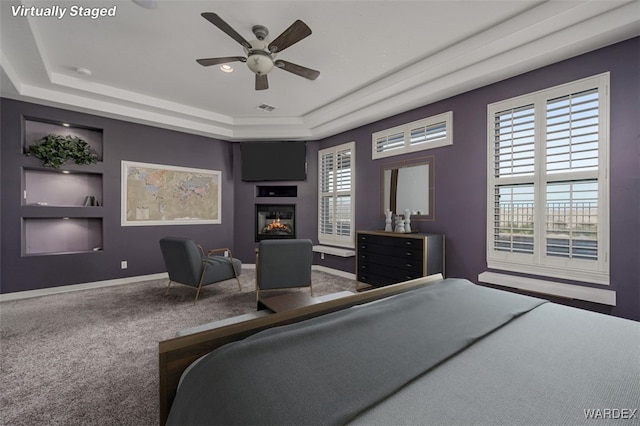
[
  {"xmin": 312, "ymin": 245, "xmax": 355, "ymax": 258},
  {"xmin": 478, "ymin": 271, "xmax": 616, "ymax": 306},
  {"xmin": 487, "ymin": 258, "xmax": 609, "ymax": 285}
]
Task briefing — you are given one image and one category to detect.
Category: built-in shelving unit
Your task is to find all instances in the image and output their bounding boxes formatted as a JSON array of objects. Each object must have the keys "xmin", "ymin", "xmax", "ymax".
[{"xmin": 21, "ymin": 117, "xmax": 104, "ymax": 256}]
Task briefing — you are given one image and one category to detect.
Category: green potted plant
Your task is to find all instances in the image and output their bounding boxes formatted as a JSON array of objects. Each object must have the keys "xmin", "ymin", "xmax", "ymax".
[{"xmin": 25, "ymin": 134, "xmax": 98, "ymax": 168}]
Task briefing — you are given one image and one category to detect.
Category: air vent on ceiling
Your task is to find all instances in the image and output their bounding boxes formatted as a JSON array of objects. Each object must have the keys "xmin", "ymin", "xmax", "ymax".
[{"xmin": 257, "ymin": 103, "xmax": 277, "ymax": 112}]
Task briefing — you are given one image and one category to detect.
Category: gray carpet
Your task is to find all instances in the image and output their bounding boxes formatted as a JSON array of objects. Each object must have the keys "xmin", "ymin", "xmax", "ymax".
[{"xmin": 0, "ymin": 269, "xmax": 356, "ymax": 425}]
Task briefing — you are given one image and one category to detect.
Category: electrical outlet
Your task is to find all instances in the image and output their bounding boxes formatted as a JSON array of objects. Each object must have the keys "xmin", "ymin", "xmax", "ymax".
[
  {"xmin": 121, "ymin": 261, "xmax": 127, "ymax": 269},
  {"xmin": 224, "ymin": 250, "xmax": 229, "ymax": 257}
]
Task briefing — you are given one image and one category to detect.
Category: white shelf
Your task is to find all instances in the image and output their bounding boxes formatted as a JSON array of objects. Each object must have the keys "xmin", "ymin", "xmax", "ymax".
[{"xmin": 312, "ymin": 245, "xmax": 356, "ymax": 257}]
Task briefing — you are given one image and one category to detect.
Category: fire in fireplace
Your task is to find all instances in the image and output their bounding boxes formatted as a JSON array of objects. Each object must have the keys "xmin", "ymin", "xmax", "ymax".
[{"xmin": 255, "ymin": 204, "xmax": 296, "ymax": 241}]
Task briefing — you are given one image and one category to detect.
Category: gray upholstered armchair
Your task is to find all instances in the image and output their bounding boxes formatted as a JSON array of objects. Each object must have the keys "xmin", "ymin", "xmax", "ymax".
[
  {"xmin": 159, "ymin": 236, "xmax": 242, "ymax": 304},
  {"xmin": 256, "ymin": 239, "xmax": 313, "ymax": 301}
]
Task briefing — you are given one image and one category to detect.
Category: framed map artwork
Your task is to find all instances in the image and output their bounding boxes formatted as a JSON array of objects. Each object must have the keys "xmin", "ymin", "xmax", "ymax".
[{"xmin": 121, "ymin": 161, "xmax": 221, "ymax": 226}]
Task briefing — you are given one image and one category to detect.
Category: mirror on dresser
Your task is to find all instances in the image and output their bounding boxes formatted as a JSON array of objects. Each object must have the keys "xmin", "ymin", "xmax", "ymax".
[{"xmin": 381, "ymin": 156, "xmax": 435, "ymax": 223}]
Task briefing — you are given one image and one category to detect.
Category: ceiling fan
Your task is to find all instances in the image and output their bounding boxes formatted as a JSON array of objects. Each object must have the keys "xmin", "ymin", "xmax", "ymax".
[{"xmin": 196, "ymin": 13, "xmax": 320, "ymax": 90}]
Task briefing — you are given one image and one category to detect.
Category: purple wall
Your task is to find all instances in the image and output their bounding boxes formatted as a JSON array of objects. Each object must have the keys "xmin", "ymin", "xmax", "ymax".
[
  {"xmin": 231, "ymin": 142, "xmax": 320, "ymax": 262},
  {"xmin": 318, "ymin": 37, "xmax": 639, "ymax": 320},
  {"xmin": 1, "ymin": 37, "xmax": 637, "ymax": 319},
  {"xmin": 1, "ymin": 99, "xmax": 236, "ymax": 293}
]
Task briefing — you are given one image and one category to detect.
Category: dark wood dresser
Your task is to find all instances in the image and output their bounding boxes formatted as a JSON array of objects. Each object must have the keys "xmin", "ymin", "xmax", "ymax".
[{"xmin": 356, "ymin": 231, "xmax": 445, "ymax": 288}]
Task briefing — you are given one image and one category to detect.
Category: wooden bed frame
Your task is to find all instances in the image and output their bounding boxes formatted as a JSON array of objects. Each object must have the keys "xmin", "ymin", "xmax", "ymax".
[{"xmin": 158, "ymin": 274, "xmax": 443, "ymax": 425}]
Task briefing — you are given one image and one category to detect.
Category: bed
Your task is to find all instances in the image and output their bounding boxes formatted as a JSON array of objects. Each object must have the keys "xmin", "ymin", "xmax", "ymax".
[{"xmin": 158, "ymin": 274, "xmax": 640, "ymax": 425}]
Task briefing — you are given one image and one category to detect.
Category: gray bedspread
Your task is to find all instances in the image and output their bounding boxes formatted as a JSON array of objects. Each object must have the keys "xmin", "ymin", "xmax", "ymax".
[
  {"xmin": 167, "ymin": 278, "xmax": 546, "ymax": 425},
  {"xmin": 351, "ymin": 302, "xmax": 640, "ymax": 425}
]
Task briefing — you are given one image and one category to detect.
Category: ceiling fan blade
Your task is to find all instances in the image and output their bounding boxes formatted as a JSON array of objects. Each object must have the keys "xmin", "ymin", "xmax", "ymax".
[
  {"xmin": 255, "ymin": 74, "xmax": 269, "ymax": 91},
  {"xmin": 275, "ymin": 60, "xmax": 320, "ymax": 80},
  {"xmin": 201, "ymin": 12, "xmax": 252, "ymax": 50},
  {"xmin": 196, "ymin": 56, "xmax": 246, "ymax": 67},
  {"xmin": 268, "ymin": 20, "xmax": 312, "ymax": 53}
]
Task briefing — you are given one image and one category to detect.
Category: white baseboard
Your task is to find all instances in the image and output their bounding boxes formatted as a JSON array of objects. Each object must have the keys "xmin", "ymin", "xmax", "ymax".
[
  {"xmin": 0, "ymin": 265, "xmax": 356, "ymax": 302},
  {"xmin": 0, "ymin": 273, "xmax": 168, "ymax": 302},
  {"xmin": 312, "ymin": 265, "xmax": 356, "ymax": 280}
]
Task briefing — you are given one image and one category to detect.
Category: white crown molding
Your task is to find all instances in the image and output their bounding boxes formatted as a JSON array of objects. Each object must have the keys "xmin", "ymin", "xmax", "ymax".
[
  {"xmin": 305, "ymin": 1, "xmax": 640, "ymax": 139},
  {"xmin": 1, "ymin": 1, "xmax": 638, "ymax": 141}
]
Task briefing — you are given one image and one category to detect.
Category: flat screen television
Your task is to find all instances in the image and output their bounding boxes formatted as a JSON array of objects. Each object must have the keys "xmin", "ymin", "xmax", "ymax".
[{"xmin": 241, "ymin": 141, "xmax": 307, "ymax": 181}]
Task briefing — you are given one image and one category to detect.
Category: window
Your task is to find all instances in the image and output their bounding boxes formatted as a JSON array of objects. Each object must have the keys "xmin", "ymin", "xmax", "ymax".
[
  {"xmin": 319, "ymin": 142, "xmax": 355, "ymax": 247},
  {"xmin": 372, "ymin": 111, "xmax": 452, "ymax": 159},
  {"xmin": 487, "ymin": 74, "xmax": 609, "ymax": 285}
]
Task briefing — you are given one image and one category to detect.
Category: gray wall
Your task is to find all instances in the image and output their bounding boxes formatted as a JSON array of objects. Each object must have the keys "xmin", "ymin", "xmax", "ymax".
[{"xmin": 317, "ymin": 37, "xmax": 639, "ymax": 320}]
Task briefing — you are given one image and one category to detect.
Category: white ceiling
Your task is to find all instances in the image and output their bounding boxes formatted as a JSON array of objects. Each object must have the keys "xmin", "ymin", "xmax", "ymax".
[{"xmin": 1, "ymin": 0, "xmax": 638, "ymax": 141}]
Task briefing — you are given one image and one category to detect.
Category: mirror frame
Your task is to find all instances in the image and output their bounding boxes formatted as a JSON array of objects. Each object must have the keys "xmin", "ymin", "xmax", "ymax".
[{"xmin": 380, "ymin": 156, "xmax": 435, "ymax": 223}]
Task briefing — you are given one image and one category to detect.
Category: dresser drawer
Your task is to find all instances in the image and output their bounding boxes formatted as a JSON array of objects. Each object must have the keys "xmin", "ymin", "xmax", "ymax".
[
  {"xmin": 358, "ymin": 262, "xmax": 423, "ymax": 282},
  {"xmin": 357, "ymin": 251, "xmax": 423, "ymax": 272},
  {"xmin": 357, "ymin": 242, "xmax": 423, "ymax": 261},
  {"xmin": 357, "ymin": 271, "xmax": 400, "ymax": 287},
  {"xmin": 358, "ymin": 233, "xmax": 424, "ymax": 249}
]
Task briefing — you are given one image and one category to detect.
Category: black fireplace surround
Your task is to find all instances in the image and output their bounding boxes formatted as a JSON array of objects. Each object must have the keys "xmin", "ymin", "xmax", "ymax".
[{"xmin": 255, "ymin": 204, "xmax": 296, "ymax": 242}]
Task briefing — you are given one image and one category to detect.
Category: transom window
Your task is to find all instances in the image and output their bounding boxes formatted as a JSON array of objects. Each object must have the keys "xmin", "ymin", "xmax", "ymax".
[
  {"xmin": 487, "ymin": 74, "xmax": 609, "ymax": 285},
  {"xmin": 372, "ymin": 111, "xmax": 452, "ymax": 159}
]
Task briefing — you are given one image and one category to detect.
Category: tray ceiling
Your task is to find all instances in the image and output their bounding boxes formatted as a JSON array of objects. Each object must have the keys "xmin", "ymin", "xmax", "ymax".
[{"xmin": 1, "ymin": 0, "xmax": 638, "ymax": 141}]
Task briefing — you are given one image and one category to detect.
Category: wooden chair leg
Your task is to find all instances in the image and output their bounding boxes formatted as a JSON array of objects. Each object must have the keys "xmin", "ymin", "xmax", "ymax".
[
  {"xmin": 194, "ymin": 265, "xmax": 208, "ymax": 305},
  {"xmin": 165, "ymin": 280, "xmax": 172, "ymax": 295},
  {"xmin": 194, "ymin": 284, "xmax": 203, "ymax": 305},
  {"xmin": 255, "ymin": 251, "xmax": 260, "ymax": 302},
  {"xmin": 228, "ymin": 258, "xmax": 241, "ymax": 291}
]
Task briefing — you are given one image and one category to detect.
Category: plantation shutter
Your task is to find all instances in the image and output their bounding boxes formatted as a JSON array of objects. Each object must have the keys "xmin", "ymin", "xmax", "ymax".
[
  {"xmin": 492, "ymin": 104, "xmax": 536, "ymax": 255},
  {"xmin": 374, "ymin": 131, "xmax": 404, "ymax": 156},
  {"xmin": 409, "ymin": 120, "xmax": 448, "ymax": 148},
  {"xmin": 319, "ymin": 151, "xmax": 334, "ymax": 236},
  {"xmin": 544, "ymin": 88, "xmax": 600, "ymax": 261},
  {"xmin": 487, "ymin": 73, "xmax": 609, "ymax": 285},
  {"xmin": 546, "ymin": 89, "xmax": 599, "ymax": 174},
  {"xmin": 372, "ymin": 112, "xmax": 453, "ymax": 159},
  {"xmin": 319, "ymin": 142, "xmax": 355, "ymax": 247}
]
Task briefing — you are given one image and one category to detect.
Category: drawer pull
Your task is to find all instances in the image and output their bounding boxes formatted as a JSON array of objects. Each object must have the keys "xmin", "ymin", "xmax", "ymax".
[
  {"xmin": 406, "ymin": 263, "xmax": 413, "ymax": 268},
  {"xmin": 406, "ymin": 252, "xmax": 413, "ymax": 256},
  {"xmin": 360, "ymin": 265, "xmax": 367, "ymax": 270},
  {"xmin": 405, "ymin": 241, "xmax": 414, "ymax": 246}
]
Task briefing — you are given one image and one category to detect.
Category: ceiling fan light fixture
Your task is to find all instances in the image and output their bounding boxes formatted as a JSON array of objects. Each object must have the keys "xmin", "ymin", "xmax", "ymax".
[
  {"xmin": 219, "ymin": 64, "xmax": 234, "ymax": 73},
  {"xmin": 246, "ymin": 51, "xmax": 274, "ymax": 75},
  {"xmin": 197, "ymin": 14, "xmax": 320, "ymax": 89}
]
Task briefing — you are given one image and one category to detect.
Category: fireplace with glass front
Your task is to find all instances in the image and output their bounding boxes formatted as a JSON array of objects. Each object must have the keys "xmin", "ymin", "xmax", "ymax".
[{"xmin": 255, "ymin": 204, "xmax": 296, "ymax": 242}]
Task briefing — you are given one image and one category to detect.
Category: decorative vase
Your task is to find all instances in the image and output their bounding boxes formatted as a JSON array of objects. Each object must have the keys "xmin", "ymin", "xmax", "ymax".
[
  {"xmin": 404, "ymin": 209, "xmax": 411, "ymax": 232},
  {"xmin": 384, "ymin": 210, "xmax": 393, "ymax": 232},
  {"xmin": 395, "ymin": 219, "xmax": 406, "ymax": 233}
]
